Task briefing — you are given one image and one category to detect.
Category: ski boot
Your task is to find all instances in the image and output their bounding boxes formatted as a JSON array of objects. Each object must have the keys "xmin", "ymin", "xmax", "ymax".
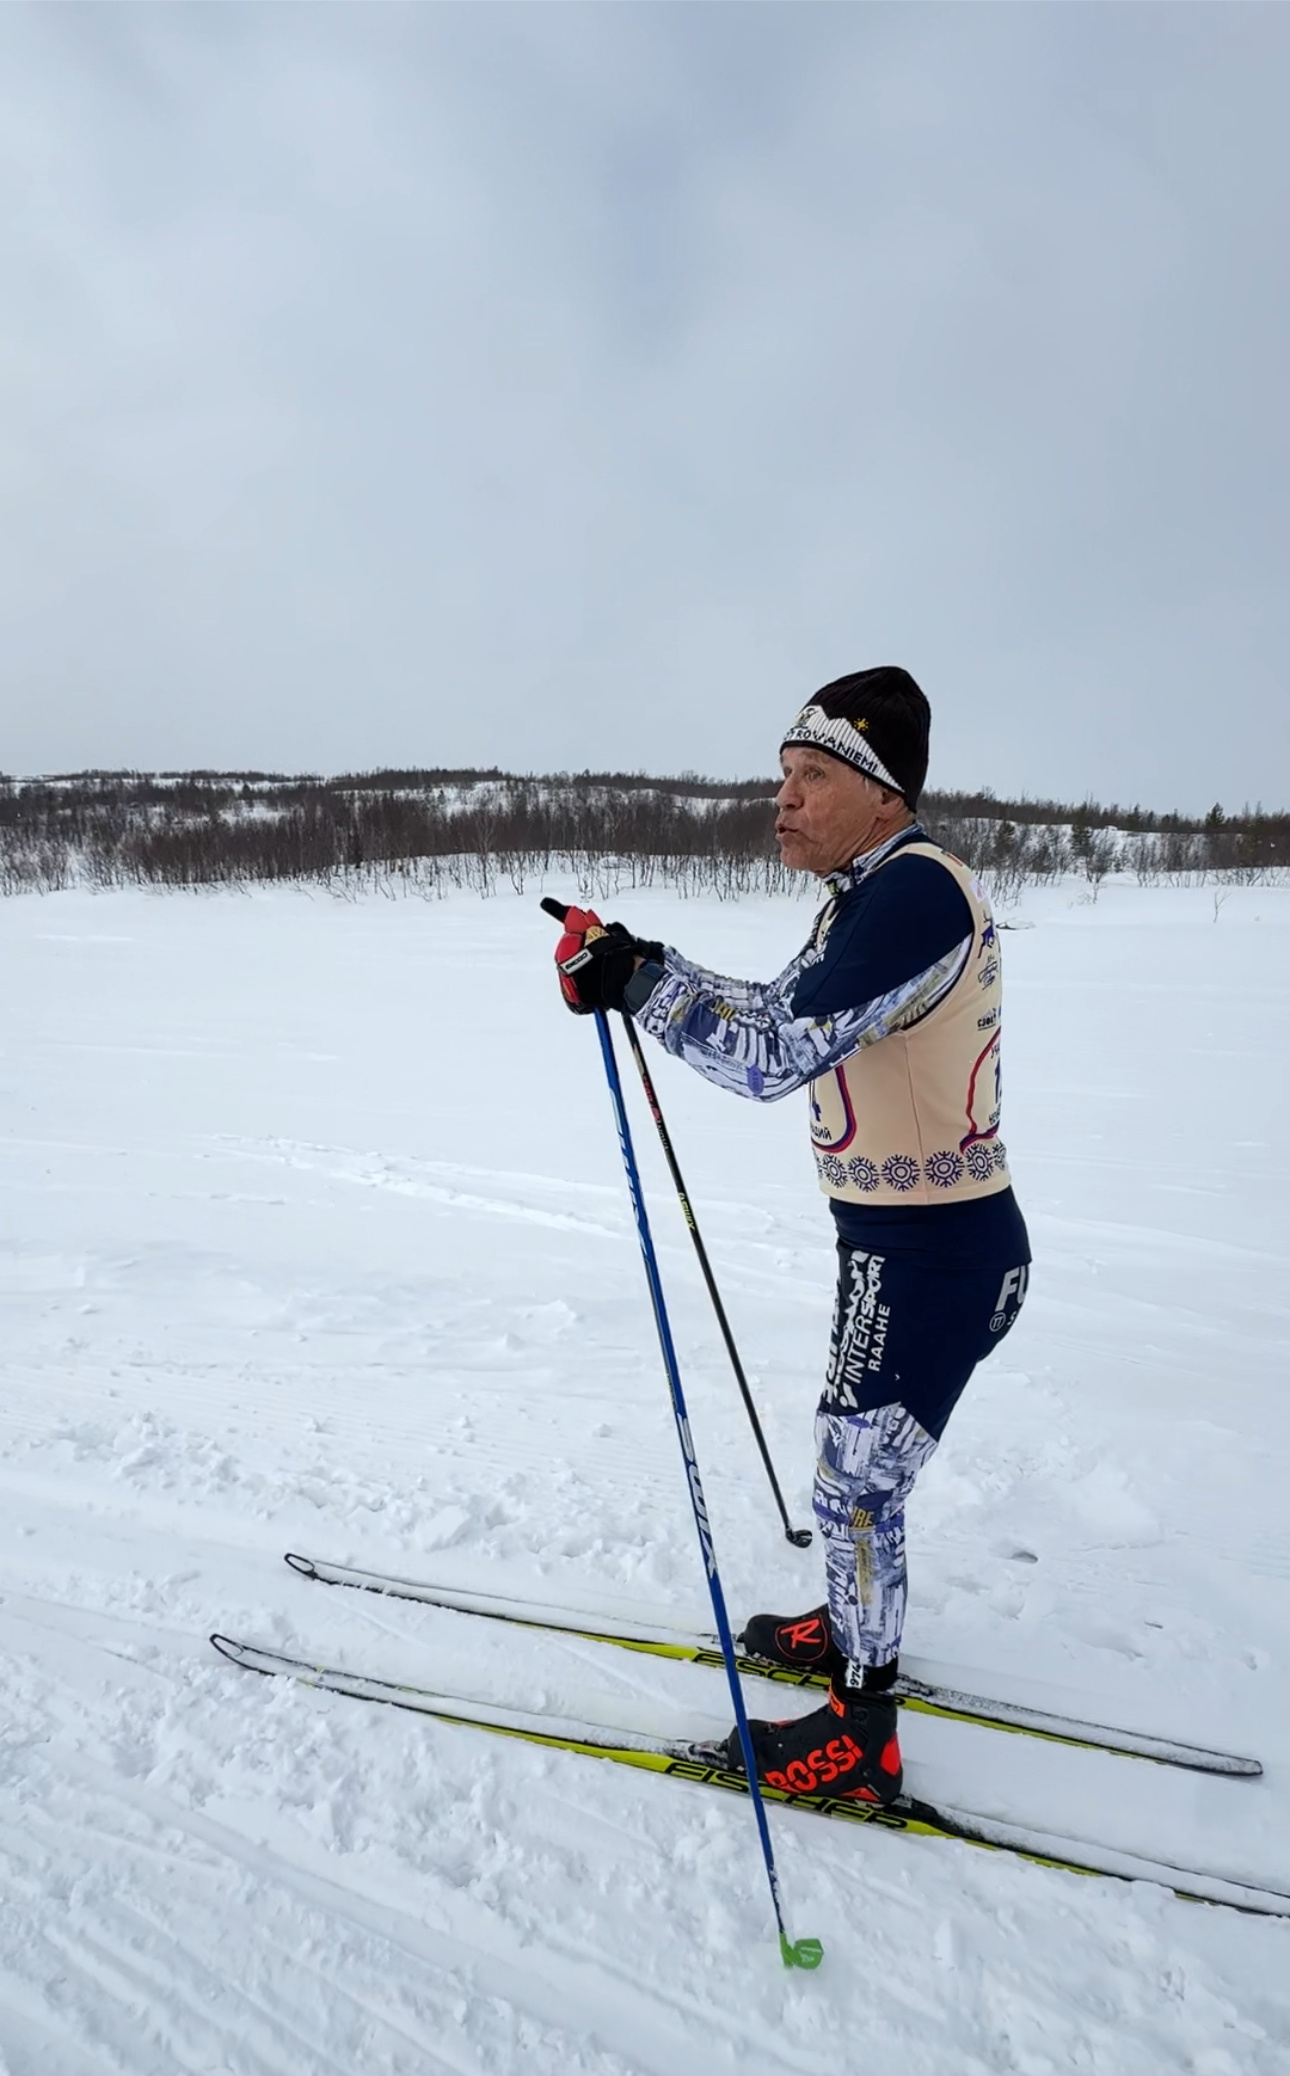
[
  {"xmin": 740, "ymin": 1603, "xmax": 846, "ymax": 1683},
  {"xmin": 725, "ymin": 1681, "xmax": 903, "ymax": 1805}
]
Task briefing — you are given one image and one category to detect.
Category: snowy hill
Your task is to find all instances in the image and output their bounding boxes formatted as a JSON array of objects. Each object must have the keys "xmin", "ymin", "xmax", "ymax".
[{"xmin": 2, "ymin": 768, "xmax": 1287, "ymax": 900}]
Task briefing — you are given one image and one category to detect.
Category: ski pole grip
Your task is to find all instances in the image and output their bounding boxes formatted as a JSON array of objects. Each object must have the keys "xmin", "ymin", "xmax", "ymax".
[{"xmin": 540, "ymin": 896, "xmax": 573, "ymax": 925}]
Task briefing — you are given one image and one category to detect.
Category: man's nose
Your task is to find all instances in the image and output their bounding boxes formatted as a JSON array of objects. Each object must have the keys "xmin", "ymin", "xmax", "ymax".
[{"xmin": 775, "ymin": 775, "xmax": 798, "ymax": 809}]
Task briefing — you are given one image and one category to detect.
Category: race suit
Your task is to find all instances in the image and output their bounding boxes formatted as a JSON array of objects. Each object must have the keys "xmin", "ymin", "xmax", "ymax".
[{"xmin": 623, "ymin": 823, "xmax": 1031, "ymax": 1670}]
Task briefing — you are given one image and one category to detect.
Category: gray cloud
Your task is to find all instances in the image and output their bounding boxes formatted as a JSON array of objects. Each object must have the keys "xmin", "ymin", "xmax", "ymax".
[{"xmin": 1, "ymin": 2, "xmax": 1286, "ymax": 810}]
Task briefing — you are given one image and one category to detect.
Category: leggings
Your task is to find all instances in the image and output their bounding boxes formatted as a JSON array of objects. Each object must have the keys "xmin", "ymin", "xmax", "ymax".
[{"xmin": 815, "ymin": 1240, "xmax": 1029, "ymax": 1668}]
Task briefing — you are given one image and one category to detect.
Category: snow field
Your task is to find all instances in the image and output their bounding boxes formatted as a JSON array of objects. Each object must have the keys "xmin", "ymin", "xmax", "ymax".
[{"xmin": 1, "ymin": 877, "xmax": 1288, "ymax": 2073}]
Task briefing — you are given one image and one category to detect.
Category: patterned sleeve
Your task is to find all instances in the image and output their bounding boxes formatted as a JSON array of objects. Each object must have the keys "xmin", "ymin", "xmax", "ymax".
[{"xmin": 631, "ymin": 937, "xmax": 971, "ymax": 1102}]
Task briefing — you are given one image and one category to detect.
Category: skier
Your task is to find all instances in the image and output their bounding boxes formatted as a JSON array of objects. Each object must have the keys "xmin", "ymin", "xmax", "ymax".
[{"xmin": 553, "ymin": 667, "xmax": 1031, "ymax": 1807}]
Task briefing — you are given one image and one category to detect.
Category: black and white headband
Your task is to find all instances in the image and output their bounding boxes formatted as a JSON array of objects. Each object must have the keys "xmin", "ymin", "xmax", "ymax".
[{"xmin": 779, "ymin": 704, "xmax": 901, "ymax": 793}]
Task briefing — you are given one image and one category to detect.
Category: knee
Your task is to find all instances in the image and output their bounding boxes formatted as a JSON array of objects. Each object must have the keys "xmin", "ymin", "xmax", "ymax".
[{"xmin": 813, "ymin": 1481, "xmax": 901, "ymax": 1542}]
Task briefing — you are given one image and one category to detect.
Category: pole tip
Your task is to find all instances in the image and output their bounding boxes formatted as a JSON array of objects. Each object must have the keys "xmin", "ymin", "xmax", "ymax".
[
  {"xmin": 787, "ymin": 1528, "xmax": 814, "ymax": 1549},
  {"xmin": 781, "ymin": 1933, "xmax": 824, "ymax": 1970}
]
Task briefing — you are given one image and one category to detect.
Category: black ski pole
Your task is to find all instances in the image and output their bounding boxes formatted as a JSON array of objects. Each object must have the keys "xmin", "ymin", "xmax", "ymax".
[
  {"xmin": 541, "ymin": 896, "xmax": 812, "ymax": 1549},
  {"xmin": 618, "ymin": 1013, "xmax": 813, "ymax": 1549}
]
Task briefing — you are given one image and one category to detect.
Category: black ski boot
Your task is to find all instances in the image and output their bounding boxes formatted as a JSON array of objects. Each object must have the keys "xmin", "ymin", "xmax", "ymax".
[
  {"xmin": 726, "ymin": 1681, "xmax": 903, "ymax": 1805},
  {"xmin": 740, "ymin": 1604, "xmax": 846, "ymax": 1683}
]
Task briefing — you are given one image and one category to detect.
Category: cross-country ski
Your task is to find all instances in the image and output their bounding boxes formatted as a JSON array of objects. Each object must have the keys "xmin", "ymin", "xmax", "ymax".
[
  {"xmin": 283, "ymin": 1551, "xmax": 1263, "ymax": 1778},
  {"xmin": 210, "ymin": 1632, "xmax": 1290, "ymax": 1920}
]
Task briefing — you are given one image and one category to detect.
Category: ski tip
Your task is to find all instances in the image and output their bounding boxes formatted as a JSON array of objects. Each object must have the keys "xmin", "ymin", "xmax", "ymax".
[
  {"xmin": 781, "ymin": 1933, "xmax": 824, "ymax": 1971},
  {"xmin": 283, "ymin": 1553, "xmax": 316, "ymax": 1579}
]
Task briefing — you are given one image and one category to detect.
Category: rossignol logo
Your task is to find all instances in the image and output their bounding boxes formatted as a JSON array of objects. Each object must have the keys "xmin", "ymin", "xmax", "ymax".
[
  {"xmin": 779, "ymin": 1617, "xmax": 826, "ymax": 1655},
  {"xmin": 764, "ymin": 1733, "xmax": 880, "ymax": 1798}
]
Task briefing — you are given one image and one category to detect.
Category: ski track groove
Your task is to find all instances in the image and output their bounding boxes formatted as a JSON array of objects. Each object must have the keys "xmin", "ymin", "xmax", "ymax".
[
  {"xmin": 19, "ymin": 1734, "xmax": 806, "ymax": 2076},
  {"xmin": 0, "ymin": 1825, "xmax": 471, "ymax": 2076},
  {"xmin": 0, "ymin": 1597, "xmax": 786, "ymax": 2073}
]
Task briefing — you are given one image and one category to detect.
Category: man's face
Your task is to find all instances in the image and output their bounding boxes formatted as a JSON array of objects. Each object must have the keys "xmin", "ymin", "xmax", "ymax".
[{"xmin": 775, "ymin": 746, "xmax": 900, "ymax": 876}]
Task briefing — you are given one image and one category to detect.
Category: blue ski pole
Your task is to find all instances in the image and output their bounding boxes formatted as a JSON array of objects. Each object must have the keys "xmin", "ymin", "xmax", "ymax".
[{"xmin": 592, "ymin": 1005, "xmax": 822, "ymax": 1971}]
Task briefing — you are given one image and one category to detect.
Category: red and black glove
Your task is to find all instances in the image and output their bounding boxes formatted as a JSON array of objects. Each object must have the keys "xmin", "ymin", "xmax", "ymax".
[{"xmin": 542, "ymin": 899, "xmax": 663, "ymax": 1016}]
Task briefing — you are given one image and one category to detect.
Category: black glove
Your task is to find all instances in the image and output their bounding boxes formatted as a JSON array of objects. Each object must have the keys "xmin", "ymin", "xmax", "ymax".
[
  {"xmin": 544, "ymin": 900, "xmax": 664, "ymax": 1016},
  {"xmin": 563, "ymin": 921, "xmax": 649, "ymax": 1014}
]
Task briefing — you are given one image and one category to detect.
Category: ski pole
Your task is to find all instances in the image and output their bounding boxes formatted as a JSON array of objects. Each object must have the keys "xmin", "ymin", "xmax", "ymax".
[
  {"xmin": 539, "ymin": 897, "xmax": 810, "ymax": 1549},
  {"xmin": 617, "ymin": 1009, "xmax": 813, "ymax": 1549},
  {"xmin": 591, "ymin": 1006, "xmax": 822, "ymax": 1971}
]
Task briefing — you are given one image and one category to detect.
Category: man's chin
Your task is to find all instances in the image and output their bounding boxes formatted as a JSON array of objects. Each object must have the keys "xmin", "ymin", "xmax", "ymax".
[{"xmin": 776, "ymin": 839, "xmax": 813, "ymax": 873}]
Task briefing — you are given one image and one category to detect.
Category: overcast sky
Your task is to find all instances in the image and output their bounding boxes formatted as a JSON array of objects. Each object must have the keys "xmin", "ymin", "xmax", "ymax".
[{"xmin": 1, "ymin": 4, "xmax": 1287, "ymax": 810}]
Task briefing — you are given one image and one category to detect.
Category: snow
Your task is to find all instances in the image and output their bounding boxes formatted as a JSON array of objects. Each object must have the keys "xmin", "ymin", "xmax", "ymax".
[{"xmin": 1, "ymin": 874, "xmax": 1288, "ymax": 2073}]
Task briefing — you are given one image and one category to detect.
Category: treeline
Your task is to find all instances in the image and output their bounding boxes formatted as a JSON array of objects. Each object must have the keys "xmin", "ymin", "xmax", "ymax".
[{"xmin": 0, "ymin": 768, "xmax": 1286, "ymax": 899}]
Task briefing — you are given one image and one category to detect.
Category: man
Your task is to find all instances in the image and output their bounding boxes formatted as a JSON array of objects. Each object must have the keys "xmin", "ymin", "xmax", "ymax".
[{"xmin": 554, "ymin": 667, "xmax": 1030, "ymax": 1808}]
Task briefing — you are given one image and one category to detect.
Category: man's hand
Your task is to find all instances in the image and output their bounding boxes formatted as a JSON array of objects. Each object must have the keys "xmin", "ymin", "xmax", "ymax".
[{"xmin": 542, "ymin": 899, "xmax": 662, "ymax": 1015}]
